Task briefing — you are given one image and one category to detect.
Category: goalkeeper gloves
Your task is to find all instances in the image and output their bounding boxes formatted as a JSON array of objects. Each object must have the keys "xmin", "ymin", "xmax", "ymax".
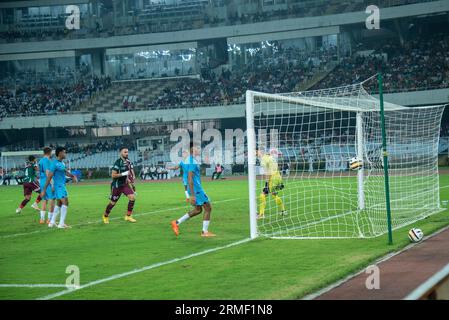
[
  {"xmin": 263, "ymin": 181, "xmax": 270, "ymax": 194},
  {"xmin": 272, "ymin": 183, "xmax": 284, "ymax": 192}
]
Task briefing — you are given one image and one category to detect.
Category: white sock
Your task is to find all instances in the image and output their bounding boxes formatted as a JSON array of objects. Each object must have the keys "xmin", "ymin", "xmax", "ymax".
[
  {"xmin": 59, "ymin": 205, "xmax": 68, "ymax": 226},
  {"xmin": 177, "ymin": 213, "xmax": 190, "ymax": 225},
  {"xmin": 51, "ymin": 206, "xmax": 60, "ymax": 225},
  {"xmin": 47, "ymin": 211, "xmax": 53, "ymax": 221},
  {"xmin": 202, "ymin": 220, "xmax": 210, "ymax": 233},
  {"xmin": 184, "ymin": 190, "xmax": 189, "ymax": 199},
  {"xmin": 40, "ymin": 210, "xmax": 45, "ymax": 220}
]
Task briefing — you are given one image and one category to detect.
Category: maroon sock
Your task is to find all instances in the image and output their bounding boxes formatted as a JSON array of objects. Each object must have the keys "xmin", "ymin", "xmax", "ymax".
[
  {"xmin": 36, "ymin": 195, "xmax": 42, "ymax": 203},
  {"xmin": 127, "ymin": 200, "xmax": 135, "ymax": 216},
  {"xmin": 104, "ymin": 203, "xmax": 115, "ymax": 217},
  {"xmin": 20, "ymin": 198, "xmax": 30, "ymax": 208}
]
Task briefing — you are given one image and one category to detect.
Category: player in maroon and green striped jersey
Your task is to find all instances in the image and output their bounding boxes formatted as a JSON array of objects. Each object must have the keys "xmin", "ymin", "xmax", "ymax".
[
  {"xmin": 16, "ymin": 155, "xmax": 42, "ymax": 214},
  {"xmin": 102, "ymin": 147, "xmax": 137, "ymax": 224}
]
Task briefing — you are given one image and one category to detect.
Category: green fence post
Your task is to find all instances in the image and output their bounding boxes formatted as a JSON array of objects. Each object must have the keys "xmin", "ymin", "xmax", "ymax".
[{"xmin": 378, "ymin": 73, "xmax": 393, "ymax": 245}]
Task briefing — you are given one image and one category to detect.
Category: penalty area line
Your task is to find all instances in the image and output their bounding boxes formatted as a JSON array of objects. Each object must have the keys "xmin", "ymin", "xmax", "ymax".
[{"xmin": 37, "ymin": 237, "xmax": 252, "ymax": 300}]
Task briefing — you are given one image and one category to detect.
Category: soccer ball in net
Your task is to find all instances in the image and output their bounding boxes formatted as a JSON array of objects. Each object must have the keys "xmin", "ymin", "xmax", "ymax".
[
  {"xmin": 349, "ymin": 157, "xmax": 363, "ymax": 171},
  {"xmin": 408, "ymin": 228, "xmax": 424, "ymax": 243}
]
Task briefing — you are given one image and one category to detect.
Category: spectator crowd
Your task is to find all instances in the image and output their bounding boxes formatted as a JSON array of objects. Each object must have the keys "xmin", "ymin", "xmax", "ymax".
[
  {"xmin": 148, "ymin": 33, "xmax": 449, "ymax": 110},
  {"xmin": 48, "ymin": 137, "xmax": 135, "ymax": 155},
  {"xmin": 314, "ymin": 33, "xmax": 449, "ymax": 92},
  {"xmin": 0, "ymin": 75, "xmax": 111, "ymax": 119},
  {"xmin": 148, "ymin": 45, "xmax": 337, "ymax": 109},
  {"xmin": 1, "ymin": 33, "xmax": 449, "ymax": 118}
]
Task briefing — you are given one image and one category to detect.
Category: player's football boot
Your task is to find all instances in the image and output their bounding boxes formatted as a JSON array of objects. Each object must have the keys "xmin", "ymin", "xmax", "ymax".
[
  {"xmin": 46, "ymin": 219, "xmax": 50, "ymax": 224},
  {"xmin": 57, "ymin": 224, "xmax": 71, "ymax": 229},
  {"xmin": 171, "ymin": 220, "xmax": 179, "ymax": 236},
  {"xmin": 124, "ymin": 215, "xmax": 137, "ymax": 223},
  {"xmin": 201, "ymin": 231, "xmax": 216, "ymax": 237},
  {"xmin": 31, "ymin": 203, "xmax": 40, "ymax": 211},
  {"xmin": 39, "ymin": 219, "xmax": 45, "ymax": 224},
  {"xmin": 15, "ymin": 208, "xmax": 21, "ymax": 214},
  {"xmin": 280, "ymin": 210, "xmax": 288, "ymax": 216},
  {"xmin": 257, "ymin": 214, "xmax": 265, "ymax": 220},
  {"xmin": 48, "ymin": 222, "xmax": 55, "ymax": 228},
  {"xmin": 102, "ymin": 215, "xmax": 109, "ymax": 224}
]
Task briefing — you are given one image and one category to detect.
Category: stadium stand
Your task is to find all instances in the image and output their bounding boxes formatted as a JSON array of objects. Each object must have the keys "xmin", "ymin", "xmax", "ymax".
[
  {"xmin": 313, "ymin": 33, "xmax": 449, "ymax": 92},
  {"xmin": 105, "ymin": 44, "xmax": 338, "ymax": 110},
  {"xmin": 0, "ymin": 150, "xmax": 138, "ymax": 171},
  {"xmin": 67, "ymin": 150, "xmax": 139, "ymax": 170},
  {"xmin": 106, "ymin": 33, "xmax": 449, "ymax": 110},
  {"xmin": 0, "ymin": 0, "xmax": 438, "ymax": 43},
  {"xmin": 81, "ymin": 78, "xmax": 185, "ymax": 113},
  {"xmin": 2, "ymin": 31, "xmax": 449, "ymax": 117},
  {"xmin": 0, "ymin": 76, "xmax": 111, "ymax": 118},
  {"xmin": 1, "ymin": 1, "xmax": 448, "ymax": 165}
]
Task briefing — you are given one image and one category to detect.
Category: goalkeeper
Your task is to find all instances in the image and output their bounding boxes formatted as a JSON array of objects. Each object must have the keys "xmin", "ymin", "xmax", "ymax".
[{"xmin": 257, "ymin": 149, "xmax": 287, "ymax": 219}]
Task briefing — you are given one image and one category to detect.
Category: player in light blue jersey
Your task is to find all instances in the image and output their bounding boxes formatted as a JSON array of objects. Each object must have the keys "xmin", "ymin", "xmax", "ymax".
[
  {"xmin": 166, "ymin": 150, "xmax": 189, "ymax": 202},
  {"xmin": 171, "ymin": 142, "xmax": 215, "ymax": 237},
  {"xmin": 38, "ymin": 147, "xmax": 55, "ymax": 224},
  {"xmin": 41, "ymin": 146, "xmax": 77, "ymax": 229}
]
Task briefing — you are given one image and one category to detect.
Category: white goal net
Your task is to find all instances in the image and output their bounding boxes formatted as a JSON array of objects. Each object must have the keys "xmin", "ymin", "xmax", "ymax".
[{"xmin": 246, "ymin": 81, "xmax": 445, "ymax": 239}]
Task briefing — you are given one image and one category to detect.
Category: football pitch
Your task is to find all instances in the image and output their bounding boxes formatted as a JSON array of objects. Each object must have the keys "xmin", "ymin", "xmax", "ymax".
[{"xmin": 1, "ymin": 176, "xmax": 449, "ymax": 300}]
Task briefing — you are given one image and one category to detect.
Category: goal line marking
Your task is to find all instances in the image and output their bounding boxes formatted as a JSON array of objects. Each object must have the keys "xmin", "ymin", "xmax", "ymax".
[{"xmin": 37, "ymin": 237, "xmax": 252, "ymax": 300}]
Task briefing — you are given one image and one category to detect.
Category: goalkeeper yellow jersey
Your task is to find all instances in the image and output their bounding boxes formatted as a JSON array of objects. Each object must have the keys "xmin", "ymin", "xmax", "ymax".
[
  {"xmin": 260, "ymin": 154, "xmax": 279, "ymax": 175},
  {"xmin": 260, "ymin": 154, "xmax": 283, "ymax": 190}
]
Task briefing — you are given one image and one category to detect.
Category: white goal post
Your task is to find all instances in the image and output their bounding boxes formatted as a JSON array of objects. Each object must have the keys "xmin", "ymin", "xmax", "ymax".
[{"xmin": 246, "ymin": 82, "xmax": 446, "ymax": 239}]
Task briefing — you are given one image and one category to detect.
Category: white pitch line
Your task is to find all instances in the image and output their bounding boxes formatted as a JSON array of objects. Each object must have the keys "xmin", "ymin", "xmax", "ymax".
[
  {"xmin": 0, "ymin": 197, "xmax": 240, "ymax": 239},
  {"xmin": 0, "ymin": 284, "xmax": 68, "ymax": 288},
  {"xmin": 38, "ymin": 237, "xmax": 252, "ymax": 300}
]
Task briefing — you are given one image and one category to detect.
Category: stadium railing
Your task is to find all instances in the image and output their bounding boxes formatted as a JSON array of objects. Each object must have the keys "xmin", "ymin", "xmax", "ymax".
[{"xmin": 404, "ymin": 263, "xmax": 449, "ymax": 300}]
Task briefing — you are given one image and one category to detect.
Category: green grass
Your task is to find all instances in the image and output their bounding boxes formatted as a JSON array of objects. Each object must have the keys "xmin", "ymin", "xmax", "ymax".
[{"xmin": 0, "ymin": 176, "xmax": 449, "ymax": 300}]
